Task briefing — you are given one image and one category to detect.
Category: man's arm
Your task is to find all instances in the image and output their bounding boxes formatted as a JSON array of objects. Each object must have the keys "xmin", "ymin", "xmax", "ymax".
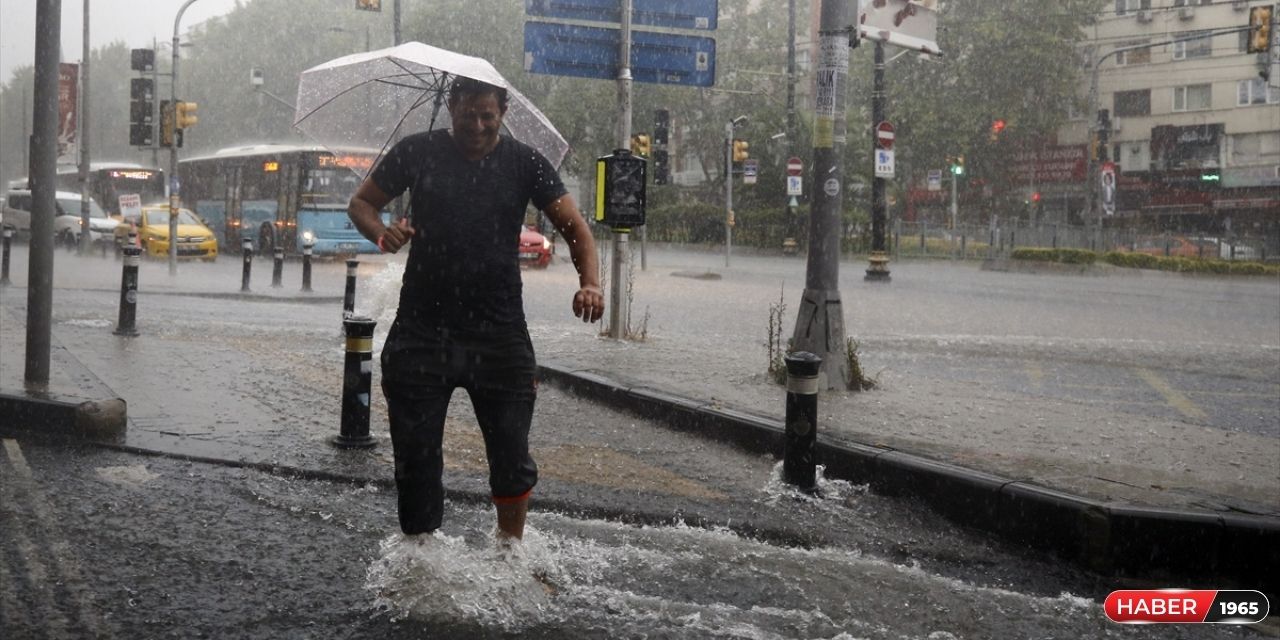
[
  {"xmin": 348, "ymin": 178, "xmax": 413, "ymax": 253},
  {"xmin": 543, "ymin": 194, "xmax": 603, "ymax": 323}
]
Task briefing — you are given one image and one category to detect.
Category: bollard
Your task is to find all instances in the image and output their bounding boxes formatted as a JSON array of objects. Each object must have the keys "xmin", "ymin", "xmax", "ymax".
[
  {"xmin": 960, "ymin": 234, "xmax": 967, "ymax": 259},
  {"xmin": 113, "ymin": 246, "xmax": 142, "ymax": 337},
  {"xmin": 1, "ymin": 227, "xmax": 12, "ymax": 286},
  {"xmin": 271, "ymin": 247, "xmax": 284, "ymax": 288},
  {"xmin": 334, "ymin": 315, "xmax": 378, "ymax": 449},
  {"xmin": 301, "ymin": 239, "xmax": 314, "ymax": 292},
  {"xmin": 783, "ymin": 351, "xmax": 822, "ymax": 492},
  {"xmin": 240, "ymin": 237, "xmax": 254, "ymax": 292},
  {"xmin": 343, "ymin": 259, "xmax": 358, "ymax": 318}
]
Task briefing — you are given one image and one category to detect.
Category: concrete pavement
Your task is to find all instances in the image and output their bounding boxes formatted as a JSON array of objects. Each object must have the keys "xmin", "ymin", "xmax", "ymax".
[{"xmin": 0, "ymin": 241, "xmax": 1276, "ymax": 594}]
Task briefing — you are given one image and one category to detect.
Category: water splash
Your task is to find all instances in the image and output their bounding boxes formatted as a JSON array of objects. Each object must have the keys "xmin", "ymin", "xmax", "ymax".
[{"xmin": 761, "ymin": 461, "xmax": 868, "ymax": 507}]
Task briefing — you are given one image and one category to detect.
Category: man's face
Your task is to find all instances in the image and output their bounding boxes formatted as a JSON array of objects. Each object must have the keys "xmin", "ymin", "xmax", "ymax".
[{"xmin": 449, "ymin": 92, "xmax": 504, "ymax": 158}]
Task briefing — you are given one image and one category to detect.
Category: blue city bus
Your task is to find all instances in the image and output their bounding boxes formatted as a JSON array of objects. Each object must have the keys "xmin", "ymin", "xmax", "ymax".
[{"xmin": 178, "ymin": 144, "xmax": 389, "ymax": 256}]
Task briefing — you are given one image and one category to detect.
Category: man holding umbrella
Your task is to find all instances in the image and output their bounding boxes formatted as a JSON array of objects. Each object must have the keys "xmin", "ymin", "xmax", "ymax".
[{"xmin": 347, "ymin": 77, "xmax": 604, "ymax": 547}]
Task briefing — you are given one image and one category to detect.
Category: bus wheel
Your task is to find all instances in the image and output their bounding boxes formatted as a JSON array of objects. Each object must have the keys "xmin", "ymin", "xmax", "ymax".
[{"xmin": 258, "ymin": 224, "xmax": 275, "ymax": 257}]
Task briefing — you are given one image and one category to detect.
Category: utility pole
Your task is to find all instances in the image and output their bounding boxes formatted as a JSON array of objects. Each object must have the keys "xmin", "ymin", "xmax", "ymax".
[
  {"xmin": 865, "ymin": 40, "xmax": 890, "ymax": 281},
  {"xmin": 393, "ymin": 0, "xmax": 401, "ymax": 45},
  {"xmin": 608, "ymin": 0, "xmax": 634, "ymax": 340},
  {"xmin": 151, "ymin": 37, "xmax": 160, "ymax": 168},
  {"xmin": 169, "ymin": 0, "xmax": 201, "ymax": 276},
  {"xmin": 27, "ymin": 0, "xmax": 61, "ymax": 387},
  {"xmin": 792, "ymin": 0, "xmax": 852, "ymax": 390},
  {"xmin": 77, "ymin": 0, "xmax": 92, "ymax": 254}
]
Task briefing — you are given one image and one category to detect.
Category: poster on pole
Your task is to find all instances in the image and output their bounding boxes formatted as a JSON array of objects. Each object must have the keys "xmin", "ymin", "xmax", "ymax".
[
  {"xmin": 57, "ymin": 63, "xmax": 79, "ymax": 164},
  {"xmin": 1101, "ymin": 162, "xmax": 1117, "ymax": 216},
  {"xmin": 119, "ymin": 193, "xmax": 143, "ymax": 221}
]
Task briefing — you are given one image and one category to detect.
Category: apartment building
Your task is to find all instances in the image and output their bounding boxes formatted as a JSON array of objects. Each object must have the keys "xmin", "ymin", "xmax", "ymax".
[{"xmin": 1053, "ymin": 0, "xmax": 1279, "ymax": 236}]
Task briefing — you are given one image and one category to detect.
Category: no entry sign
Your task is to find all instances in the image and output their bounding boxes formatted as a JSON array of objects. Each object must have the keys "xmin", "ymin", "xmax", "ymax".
[
  {"xmin": 876, "ymin": 121, "xmax": 895, "ymax": 150},
  {"xmin": 786, "ymin": 156, "xmax": 803, "ymax": 176}
]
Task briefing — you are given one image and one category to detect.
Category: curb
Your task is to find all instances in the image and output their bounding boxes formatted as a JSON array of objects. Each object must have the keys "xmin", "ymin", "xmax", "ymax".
[
  {"xmin": 0, "ymin": 392, "xmax": 127, "ymax": 440},
  {"xmin": 537, "ymin": 361, "xmax": 1280, "ymax": 593}
]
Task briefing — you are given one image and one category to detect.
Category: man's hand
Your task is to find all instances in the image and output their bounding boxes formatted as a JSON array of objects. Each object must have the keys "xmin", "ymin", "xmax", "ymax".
[
  {"xmin": 573, "ymin": 284, "xmax": 604, "ymax": 323},
  {"xmin": 378, "ymin": 217, "xmax": 416, "ymax": 253}
]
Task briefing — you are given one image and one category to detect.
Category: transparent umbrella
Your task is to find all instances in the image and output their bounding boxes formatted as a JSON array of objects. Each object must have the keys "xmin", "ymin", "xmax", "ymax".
[{"xmin": 293, "ymin": 41, "xmax": 570, "ymax": 177}]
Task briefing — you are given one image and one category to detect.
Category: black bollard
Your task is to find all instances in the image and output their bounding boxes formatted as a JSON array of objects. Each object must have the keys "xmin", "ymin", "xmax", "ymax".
[
  {"xmin": 301, "ymin": 239, "xmax": 314, "ymax": 292},
  {"xmin": 113, "ymin": 246, "xmax": 142, "ymax": 337},
  {"xmin": 240, "ymin": 237, "xmax": 253, "ymax": 292},
  {"xmin": 783, "ymin": 351, "xmax": 822, "ymax": 492},
  {"xmin": 343, "ymin": 259, "xmax": 358, "ymax": 318},
  {"xmin": 271, "ymin": 247, "xmax": 284, "ymax": 288},
  {"xmin": 1, "ymin": 227, "xmax": 12, "ymax": 286},
  {"xmin": 334, "ymin": 315, "xmax": 378, "ymax": 449}
]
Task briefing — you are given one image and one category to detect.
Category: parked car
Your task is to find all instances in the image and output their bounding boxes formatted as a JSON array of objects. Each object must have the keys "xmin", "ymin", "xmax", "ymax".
[
  {"xmin": 114, "ymin": 205, "xmax": 218, "ymax": 261},
  {"xmin": 1, "ymin": 189, "xmax": 32, "ymax": 237},
  {"xmin": 518, "ymin": 225, "xmax": 553, "ymax": 268}
]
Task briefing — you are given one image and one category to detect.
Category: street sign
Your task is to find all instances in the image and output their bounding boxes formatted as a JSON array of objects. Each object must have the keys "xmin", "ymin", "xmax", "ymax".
[
  {"xmin": 858, "ymin": 0, "xmax": 942, "ymax": 56},
  {"xmin": 1101, "ymin": 161, "xmax": 1117, "ymax": 216},
  {"xmin": 786, "ymin": 156, "xmax": 803, "ymax": 176},
  {"xmin": 524, "ymin": 21, "xmax": 716, "ymax": 87},
  {"xmin": 787, "ymin": 175, "xmax": 803, "ymax": 196},
  {"xmin": 743, "ymin": 159, "xmax": 758, "ymax": 185},
  {"xmin": 876, "ymin": 121, "xmax": 895, "ymax": 150},
  {"xmin": 118, "ymin": 193, "xmax": 142, "ymax": 220},
  {"xmin": 525, "ymin": 0, "xmax": 718, "ymax": 31},
  {"xmin": 875, "ymin": 149, "xmax": 896, "ymax": 178},
  {"xmin": 927, "ymin": 169, "xmax": 942, "ymax": 191}
]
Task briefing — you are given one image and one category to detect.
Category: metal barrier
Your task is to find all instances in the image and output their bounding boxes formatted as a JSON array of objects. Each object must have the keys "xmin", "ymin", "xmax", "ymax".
[
  {"xmin": 271, "ymin": 247, "xmax": 284, "ymax": 288},
  {"xmin": 783, "ymin": 351, "xmax": 821, "ymax": 492},
  {"xmin": 240, "ymin": 237, "xmax": 254, "ymax": 292},
  {"xmin": 113, "ymin": 246, "xmax": 141, "ymax": 337},
  {"xmin": 334, "ymin": 315, "xmax": 377, "ymax": 449}
]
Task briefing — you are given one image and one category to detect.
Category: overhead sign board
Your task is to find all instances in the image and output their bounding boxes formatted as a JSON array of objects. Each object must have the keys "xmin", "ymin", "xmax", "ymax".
[
  {"xmin": 525, "ymin": 0, "xmax": 718, "ymax": 31},
  {"xmin": 525, "ymin": 21, "xmax": 716, "ymax": 87},
  {"xmin": 858, "ymin": 0, "xmax": 942, "ymax": 57}
]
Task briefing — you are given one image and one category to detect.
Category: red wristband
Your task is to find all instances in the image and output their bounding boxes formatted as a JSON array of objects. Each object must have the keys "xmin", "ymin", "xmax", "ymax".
[{"xmin": 376, "ymin": 233, "xmax": 387, "ymax": 253}]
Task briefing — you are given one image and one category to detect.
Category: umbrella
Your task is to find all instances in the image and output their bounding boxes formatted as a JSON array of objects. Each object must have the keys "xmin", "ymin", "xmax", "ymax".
[{"xmin": 293, "ymin": 42, "xmax": 569, "ymax": 177}]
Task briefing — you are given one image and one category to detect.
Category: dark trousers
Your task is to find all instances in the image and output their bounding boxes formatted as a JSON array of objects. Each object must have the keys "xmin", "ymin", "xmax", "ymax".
[{"xmin": 381, "ymin": 318, "xmax": 538, "ymax": 535}]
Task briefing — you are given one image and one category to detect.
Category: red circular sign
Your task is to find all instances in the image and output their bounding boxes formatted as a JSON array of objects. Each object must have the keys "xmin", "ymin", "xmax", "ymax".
[
  {"xmin": 876, "ymin": 121, "xmax": 895, "ymax": 150},
  {"xmin": 786, "ymin": 156, "xmax": 803, "ymax": 176}
]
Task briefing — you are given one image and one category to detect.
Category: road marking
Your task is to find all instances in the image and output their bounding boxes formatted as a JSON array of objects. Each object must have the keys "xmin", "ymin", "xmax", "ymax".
[
  {"xmin": 1025, "ymin": 363, "xmax": 1044, "ymax": 388},
  {"xmin": 1132, "ymin": 368, "xmax": 1208, "ymax": 422},
  {"xmin": 2, "ymin": 439, "xmax": 115, "ymax": 639}
]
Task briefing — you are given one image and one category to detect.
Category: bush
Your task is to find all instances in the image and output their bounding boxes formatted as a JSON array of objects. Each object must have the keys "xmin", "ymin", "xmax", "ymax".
[
  {"xmin": 1101, "ymin": 251, "xmax": 1280, "ymax": 276},
  {"xmin": 1010, "ymin": 248, "xmax": 1098, "ymax": 265}
]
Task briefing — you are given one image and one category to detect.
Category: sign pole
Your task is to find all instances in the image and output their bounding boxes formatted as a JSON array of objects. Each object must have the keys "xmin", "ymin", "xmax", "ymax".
[
  {"xmin": 792, "ymin": 0, "xmax": 851, "ymax": 390},
  {"xmin": 865, "ymin": 41, "xmax": 890, "ymax": 281},
  {"xmin": 609, "ymin": 0, "xmax": 633, "ymax": 340}
]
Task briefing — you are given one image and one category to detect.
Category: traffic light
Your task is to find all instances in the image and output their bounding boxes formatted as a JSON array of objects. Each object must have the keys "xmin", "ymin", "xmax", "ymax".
[
  {"xmin": 630, "ymin": 133, "xmax": 651, "ymax": 157},
  {"xmin": 129, "ymin": 78, "xmax": 154, "ymax": 147},
  {"xmin": 653, "ymin": 109, "xmax": 669, "ymax": 184},
  {"xmin": 130, "ymin": 48, "xmax": 155, "ymax": 72},
  {"xmin": 949, "ymin": 155, "xmax": 965, "ymax": 176},
  {"xmin": 1031, "ymin": 191, "xmax": 1042, "ymax": 203},
  {"xmin": 653, "ymin": 150, "xmax": 670, "ymax": 185},
  {"xmin": 989, "ymin": 118, "xmax": 1006, "ymax": 142},
  {"xmin": 1247, "ymin": 5, "xmax": 1273, "ymax": 54},
  {"xmin": 732, "ymin": 139, "xmax": 749, "ymax": 163},
  {"xmin": 160, "ymin": 99, "xmax": 175, "ymax": 148},
  {"xmin": 595, "ymin": 149, "xmax": 647, "ymax": 229},
  {"xmin": 176, "ymin": 101, "xmax": 199, "ymax": 130}
]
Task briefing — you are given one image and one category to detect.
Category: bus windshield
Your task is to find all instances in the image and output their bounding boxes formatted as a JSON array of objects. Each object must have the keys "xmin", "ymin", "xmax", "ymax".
[
  {"xmin": 104, "ymin": 169, "xmax": 166, "ymax": 205},
  {"xmin": 303, "ymin": 168, "xmax": 363, "ymax": 207}
]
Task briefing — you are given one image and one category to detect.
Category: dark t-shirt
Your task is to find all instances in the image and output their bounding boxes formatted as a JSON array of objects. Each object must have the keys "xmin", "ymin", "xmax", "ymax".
[{"xmin": 371, "ymin": 130, "xmax": 567, "ymax": 328}]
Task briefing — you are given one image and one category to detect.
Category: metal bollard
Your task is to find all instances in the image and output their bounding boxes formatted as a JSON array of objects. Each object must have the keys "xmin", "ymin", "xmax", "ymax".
[
  {"xmin": 1, "ymin": 227, "xmax": 12, "ymax": 286},
  {"xmin": 271, "ymin": 247, "xmax": 284, "ymax": 288},
  {"xmin": 960, "ymin": 234, "xmax": 967, "ymax": 259},
  {"xmin": 113, "ymin": 246, "xmax": 142, "ymax": 337},
  {"xmin": 334, "ymin": 315, "xmax": 378, "ymax": 449},
  {"xmin": 783, "ymin": 351, "xmax": 822, "ymax": 492},
  {"xmin": 343, "ymin": 259, "xmax": 358, "ymax": 318},
  {"xmin": 301, "ymin": 239, "xmax": 314, "ymax": 292},
  {"xmin": 240, "ymin": 237, "xmax": 254, "ymax": 292}
]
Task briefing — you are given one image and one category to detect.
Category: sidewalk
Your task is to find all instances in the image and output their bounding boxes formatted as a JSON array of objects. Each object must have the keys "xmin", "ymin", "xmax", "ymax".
[{"xmin": 1, "ymin": 242, "xmax": 1277, "ymax": 591}]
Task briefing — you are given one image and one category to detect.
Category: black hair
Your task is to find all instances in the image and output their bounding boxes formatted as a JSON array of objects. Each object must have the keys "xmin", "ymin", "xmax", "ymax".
[{"xmin": 448, "ymin": 77, "xmax": 508, "ymax": 112}]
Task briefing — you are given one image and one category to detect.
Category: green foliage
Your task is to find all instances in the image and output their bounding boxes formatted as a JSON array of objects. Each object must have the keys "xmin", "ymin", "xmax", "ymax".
[
  {"xmin": 1101, "ymin": 252, "xmax": 1280, "ymax": 275},
  {"xmin": 845, "ymin": 338, "xmax": 876, "ymax": 392},
  {"xmin": 1010, "ymin": 248, "xmax": 1097, "ymax": 264}
]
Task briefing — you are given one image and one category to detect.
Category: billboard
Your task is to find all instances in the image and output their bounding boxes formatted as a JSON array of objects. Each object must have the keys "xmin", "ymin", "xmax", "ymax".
[{"xmin": 58, "ymin": 62, "xmax": 79, "ymax": 164}]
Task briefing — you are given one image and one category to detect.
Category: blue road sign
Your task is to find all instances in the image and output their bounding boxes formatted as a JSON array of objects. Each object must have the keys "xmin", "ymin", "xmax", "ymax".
[
  {"xmin": 525, "ymin": 0, "xmax": 718, "ymax": 31},
  {"xmin": 524, "ymin": 21, "xmax": 716, "ymax": 87}
]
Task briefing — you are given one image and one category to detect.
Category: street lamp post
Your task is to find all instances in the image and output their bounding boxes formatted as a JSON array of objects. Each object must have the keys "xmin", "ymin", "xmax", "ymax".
[
  {"xmin": 168, "ymin": 0, "xmax": 202, "ymax": 277},
  {"xmin": 724, "ymin": 115, "xmax": 747, "ymax": 268}
]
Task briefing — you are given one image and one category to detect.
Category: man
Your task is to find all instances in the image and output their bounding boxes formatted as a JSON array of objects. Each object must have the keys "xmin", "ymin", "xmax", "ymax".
[{"xmin": 347, "ymin": 77, "xmax": 603, "ymax": 545}]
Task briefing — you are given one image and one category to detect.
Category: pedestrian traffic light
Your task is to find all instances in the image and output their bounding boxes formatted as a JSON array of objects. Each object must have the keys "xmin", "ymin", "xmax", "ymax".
[
  {"xmin": 596, "ymin": 149, "xmax": 647, "ymax": 229},
  {"xmin": 653, "ymin": 149, "xmax": 670, "ymax": 185},
  {"xmin": 630, "ymin": 133, "xmax": 651, "ymax": 158},
  {"xmin": 1247, "ymin": 5, "xmax": 1273, "ymax": 54},
  {"xmin": 989, "ymin": 118, "xmax": 1006, "ymax": 142},
  {"xmin": 732, "ymin": 139, "xmax": 749, "ymax": 163},
  {"xmin": 1031, "ymin": 191, "xmax": 1042, "ymax": 203},
  {"xmin": 129, "ymin": 78, "xmax": 154, "ymax": 147},
  {"xmin": 950, "ymin": 155, "xmax": 965, "ymax": 176},
  {"xmin": 160, "ymin": 99, "xmax": 175, "ymax": 148},
  {"xmin": 176, "ymin": 101, "xmax": 199, "ymax": 130}
]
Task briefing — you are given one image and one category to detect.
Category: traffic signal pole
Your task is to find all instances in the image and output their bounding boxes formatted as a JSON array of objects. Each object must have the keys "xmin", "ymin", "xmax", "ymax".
[
  {"xmin": 792, "ymin": 0, "xmax": 851, "ymax": 390},
  {"xmin": 168, "ymin": 0, "xmax": 202, "ymax": 277},
  {"xmin": 78, "ymin": 0, "xmax": 92, "ymax": 255},
  {"xmin": 865, "ymin": 41, "xmax": 890, "ymax": 281},
  {"xmin": 26, "ymin": 0, "xmax": 61, "ymax": 387},
  {"xmin": 608, "ymin": 0, "xmax": 633, "ymax": 340}
]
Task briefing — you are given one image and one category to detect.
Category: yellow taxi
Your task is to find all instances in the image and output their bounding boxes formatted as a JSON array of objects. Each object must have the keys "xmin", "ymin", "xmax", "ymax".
[{"xmin": 115, "ymin": 205, "xmax": 219, "ymax": 261}]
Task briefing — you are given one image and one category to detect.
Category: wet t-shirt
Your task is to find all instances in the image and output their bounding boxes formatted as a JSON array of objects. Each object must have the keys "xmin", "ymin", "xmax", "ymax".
[{"xmin": 371, "ymin": 130, "xmax": 567, "ymax": 328}]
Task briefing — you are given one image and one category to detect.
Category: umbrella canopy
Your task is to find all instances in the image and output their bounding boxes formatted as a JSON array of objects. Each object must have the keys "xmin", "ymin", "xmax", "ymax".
[{"xmin": 293, "ymin": 42, "xmax": 569, "ymax": 176}]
